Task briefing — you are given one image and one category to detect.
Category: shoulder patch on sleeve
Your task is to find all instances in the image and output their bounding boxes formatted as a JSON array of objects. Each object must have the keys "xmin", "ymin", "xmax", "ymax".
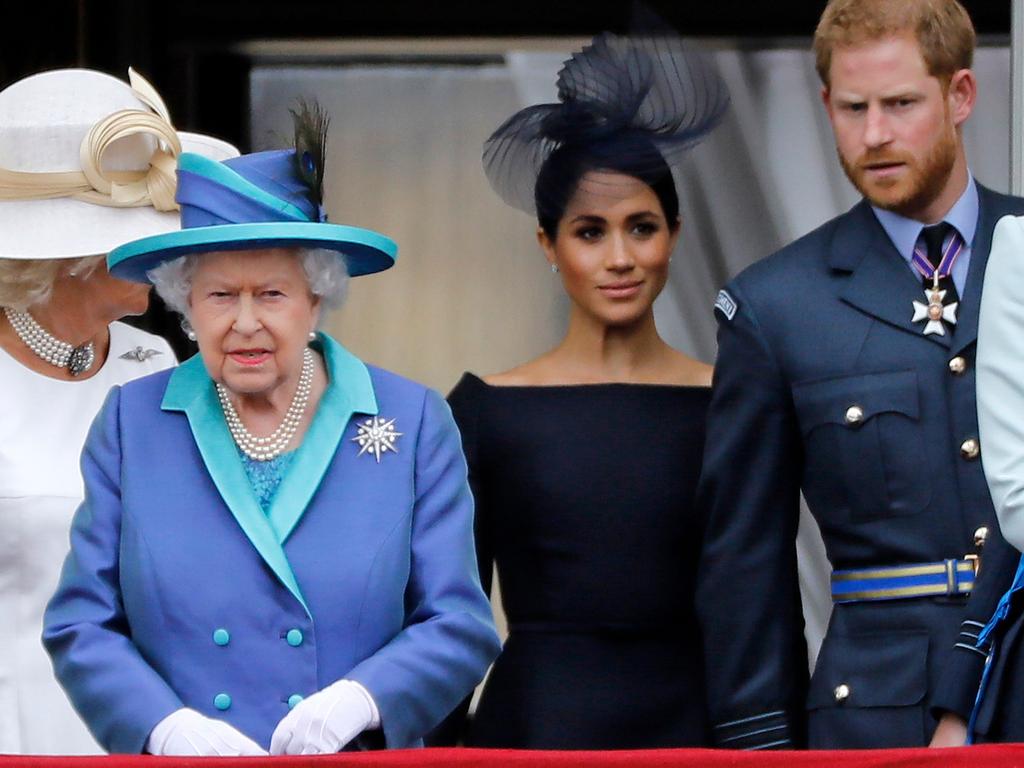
[{"xmin": 714, "ymin": 289, "xmax": 738, "ymax": 321}]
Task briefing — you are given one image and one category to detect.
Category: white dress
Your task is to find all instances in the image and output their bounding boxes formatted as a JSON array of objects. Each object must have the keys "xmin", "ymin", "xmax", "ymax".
[{"xmin": 0, "ymin": 321, "xmax": 175, "ymax": 754}]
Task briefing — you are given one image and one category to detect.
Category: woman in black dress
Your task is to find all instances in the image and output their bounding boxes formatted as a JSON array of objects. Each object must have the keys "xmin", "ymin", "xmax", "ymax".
[{"xmin": 449, "ymin": 32, "xmax": 729, "ymax": 749}]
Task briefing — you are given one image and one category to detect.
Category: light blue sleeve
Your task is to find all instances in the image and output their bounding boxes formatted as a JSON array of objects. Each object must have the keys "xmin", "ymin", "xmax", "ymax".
[
  {"xmin": 42, "ymin": 386, "xmax": 183, "ymax": 754},
  {"xmin": 344, "ymin": 388, "xmax": 501, "ymax": 747},
  {"xmin": 974, "ymin": 215, "xmax": 1024, "ymax": 552},
  {"xmin": 978, "ymin": 214, "xmax": 1024, "ymax": 553}
]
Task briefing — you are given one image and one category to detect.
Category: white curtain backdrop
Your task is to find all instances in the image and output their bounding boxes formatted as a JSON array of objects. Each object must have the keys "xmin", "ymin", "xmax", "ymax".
[{"xmin": 251, "ymin": 43, "xmax": 1012, "ymax": 666}]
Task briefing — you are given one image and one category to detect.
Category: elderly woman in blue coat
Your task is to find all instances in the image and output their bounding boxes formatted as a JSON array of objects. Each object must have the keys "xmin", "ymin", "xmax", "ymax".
[{"xmin": 43, "ymin": 111, "xmax": 501, "ymax": 756}]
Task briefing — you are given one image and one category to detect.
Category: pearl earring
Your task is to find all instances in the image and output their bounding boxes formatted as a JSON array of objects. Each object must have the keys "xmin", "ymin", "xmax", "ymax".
[
  {"xmin": 186, "ymin": 330, "xmax": 197, "ymax": 341},
  {"xmin": 181, "ymin": 320, "xmax": 197, "ymax": 342},
  {"xmin": 550, "ymin": 263, "xmax": 559, "ymax": 274},
  {"xmin": 308, "ymin": 331, "xmax": 316, "ymax": 341}
]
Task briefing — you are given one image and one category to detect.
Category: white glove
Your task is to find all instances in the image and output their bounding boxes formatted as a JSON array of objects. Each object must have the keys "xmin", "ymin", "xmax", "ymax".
[
  {"xmin": 145, "ymin": 707, "xmax": 268, "ymax": 756},
  {"xmin": 270, "ymin": 679, "xmax": 380, "ymax": 755}
]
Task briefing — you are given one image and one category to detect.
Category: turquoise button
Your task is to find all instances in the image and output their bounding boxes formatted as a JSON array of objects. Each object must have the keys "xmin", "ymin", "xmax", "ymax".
[
  {"xmin": 212, "ymin": 629, "xmax": 230, "ymax": 646},
  {"xmin": 287, "ymin": 694, "xmax": 304, "ymax": 709},
  {"xmin": 286, "ymin": 629, "xmax": 304, "ymax": 647},
  {"xmin": 214, "ymin": 693, "xmax": 232, "ymax": 711}
]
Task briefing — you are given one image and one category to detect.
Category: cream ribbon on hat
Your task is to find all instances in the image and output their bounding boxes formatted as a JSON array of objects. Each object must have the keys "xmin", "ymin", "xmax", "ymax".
[{"xmin": 0, "ymin": 68, "xmax": 183, "ymax": 211}]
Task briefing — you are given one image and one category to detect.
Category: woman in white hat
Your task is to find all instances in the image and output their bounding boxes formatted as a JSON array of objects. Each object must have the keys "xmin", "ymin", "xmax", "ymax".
[{"xmin": 0, "ymin": 67, "xmax": 236, "ymax": 754}]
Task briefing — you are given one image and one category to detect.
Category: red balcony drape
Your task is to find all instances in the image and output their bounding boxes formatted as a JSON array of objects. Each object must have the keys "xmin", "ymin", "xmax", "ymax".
[{"xmin": 2, "ymin": 746, "xmax": 1023, "ymax": 768}]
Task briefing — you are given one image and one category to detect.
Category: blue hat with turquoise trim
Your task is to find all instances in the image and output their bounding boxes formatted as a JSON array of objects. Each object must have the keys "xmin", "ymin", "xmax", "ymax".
[{"xmin": 107, "ymin": 148, "xmax": 396, "ymax": 283}]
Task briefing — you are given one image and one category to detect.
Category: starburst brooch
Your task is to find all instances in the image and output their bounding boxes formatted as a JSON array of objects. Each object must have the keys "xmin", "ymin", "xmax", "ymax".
[{"xmin": 351, "ymin": 416, "xmax": 402, "ymax": 463}]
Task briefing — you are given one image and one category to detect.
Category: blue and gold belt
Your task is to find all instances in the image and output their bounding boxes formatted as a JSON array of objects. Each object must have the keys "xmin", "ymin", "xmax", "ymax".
[{"xmin": 831, "ymin": 559, "xmax": 976, "ymax": 603}]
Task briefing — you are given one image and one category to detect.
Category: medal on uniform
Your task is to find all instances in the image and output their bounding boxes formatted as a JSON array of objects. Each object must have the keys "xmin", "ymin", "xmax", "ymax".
[
  {"xmin": 910, "ymin": 230, "xmax": 963, "ymax": 336},
  {"xmin": 911, "ymin": 274, "xmax": 958, "ymax": 336}
]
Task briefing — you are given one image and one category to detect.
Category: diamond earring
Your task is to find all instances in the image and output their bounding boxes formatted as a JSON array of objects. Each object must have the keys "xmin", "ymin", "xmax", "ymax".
[{"xmin": 550, "ymin": 263, "xmax": 559, "ymax": 274}]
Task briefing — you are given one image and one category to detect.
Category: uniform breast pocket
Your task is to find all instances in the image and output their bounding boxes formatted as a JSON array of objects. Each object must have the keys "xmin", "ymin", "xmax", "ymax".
[{"xmin": 792, "ymin": 370, "xmax": 931, "ymax": 521}]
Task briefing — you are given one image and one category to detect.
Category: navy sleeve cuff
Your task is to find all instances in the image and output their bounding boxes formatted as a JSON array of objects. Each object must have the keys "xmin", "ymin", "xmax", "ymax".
[
  {"xmin": 713, "ymin": 710, "xmax": 793, "ymax": 750},
  {"xmin": 930, "ymin": 620, "xmax": 990, "ymax": 721}
]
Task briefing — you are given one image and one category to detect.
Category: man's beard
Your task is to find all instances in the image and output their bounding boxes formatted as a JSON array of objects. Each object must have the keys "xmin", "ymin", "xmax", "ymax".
[{"xmin": 838, "ymin": 124, "xmax": 958, "ymax": 218}]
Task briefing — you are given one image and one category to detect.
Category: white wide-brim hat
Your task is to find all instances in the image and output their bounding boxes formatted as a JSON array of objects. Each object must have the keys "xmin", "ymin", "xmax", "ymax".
[{"xmin": 0, "ymin": 68, "xmax": 238, "ymax": 260}]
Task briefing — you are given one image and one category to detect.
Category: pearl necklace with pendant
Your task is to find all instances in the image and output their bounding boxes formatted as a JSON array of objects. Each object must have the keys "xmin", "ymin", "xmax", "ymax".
[
  {"xmin": 3, "ymin": 307, "xmax": 96, "ymax": 376},
  {"xmin": 217, "ymin": 347, "xmax": 315, "ymax": 461}
]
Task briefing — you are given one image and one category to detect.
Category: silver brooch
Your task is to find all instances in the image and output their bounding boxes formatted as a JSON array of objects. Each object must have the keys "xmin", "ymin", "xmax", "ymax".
[
  {"xmin": 119, "ymin": 346, "xmax": 164, "ymax": 362},
  {"xmin": 351, "ymin": 416, "xmax": 402, "ymax": 463}
]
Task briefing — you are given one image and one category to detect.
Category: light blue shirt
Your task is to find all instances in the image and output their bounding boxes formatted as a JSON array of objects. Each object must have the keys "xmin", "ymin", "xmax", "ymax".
[{"xmin": 871, "ymin": 173, "xmax": 979, "ymax": 297}]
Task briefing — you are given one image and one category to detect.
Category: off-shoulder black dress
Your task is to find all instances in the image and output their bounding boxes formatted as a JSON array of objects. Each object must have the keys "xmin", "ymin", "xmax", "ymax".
[{"xmin": 449, "ymin": 372, "xmax": 711, "ymax": 749}]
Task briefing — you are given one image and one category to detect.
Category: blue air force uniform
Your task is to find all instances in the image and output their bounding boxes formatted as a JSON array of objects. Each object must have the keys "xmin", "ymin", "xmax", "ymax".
[
  {"xmin": 939, "ymin": 213, "xmax": 1024, "ymax": 743},
  {"xmin": 696, "ymin": 181, "xmax": 1024, "ymax": 749}
]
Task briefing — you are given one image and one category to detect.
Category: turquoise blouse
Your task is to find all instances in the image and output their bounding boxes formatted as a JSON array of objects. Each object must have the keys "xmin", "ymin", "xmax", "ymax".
[{"xmin": 241, "ymin": 450, "xmax": 296, "ymax": 513}]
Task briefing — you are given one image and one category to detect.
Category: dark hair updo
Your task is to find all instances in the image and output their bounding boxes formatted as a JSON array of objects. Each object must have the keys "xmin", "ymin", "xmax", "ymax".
[{"xmin": 534, "ymin": 134, "xmax": 680, "ymax": 239}]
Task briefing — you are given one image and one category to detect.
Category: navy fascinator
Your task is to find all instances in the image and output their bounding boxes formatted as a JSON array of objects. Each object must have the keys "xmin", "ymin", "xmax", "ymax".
[{"xmin": 483, "ymin": 31, "xmax": 730, "ymax": 216}]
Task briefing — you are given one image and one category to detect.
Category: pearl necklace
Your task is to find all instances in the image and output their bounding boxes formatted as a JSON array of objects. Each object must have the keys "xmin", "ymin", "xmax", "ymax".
[
  {"xmin": 3, "ymin": 307, "xmax": 95, "ymax": 376},
  {"xmin": 216, "ymin": 347, "xmax": 315, "ymax": 461}
]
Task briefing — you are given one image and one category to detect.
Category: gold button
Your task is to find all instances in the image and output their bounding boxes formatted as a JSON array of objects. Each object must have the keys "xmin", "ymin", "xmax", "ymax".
[
  {"xmin": 834, "ymin": 684, "xmax": 851, "ymax": 703},
  {"xmin": 948, "ymin": 356, "xmax": 967, "ymax": 375},
  {"xmin": 974, "ymin": 526, "xmax": 989, "ymax": 548},
  {"xmin": 845, "ymin": 405, "xmax": 864, "ymax": 426},
  {"xmin": 960, "ymin": 439, "xmax": 980, "ymax": 460}
]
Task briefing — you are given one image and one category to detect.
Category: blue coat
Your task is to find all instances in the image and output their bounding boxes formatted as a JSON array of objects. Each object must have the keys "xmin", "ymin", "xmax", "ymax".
[
  {"xmin": 696, "ymin": 186, "xmax": 1024, "ymax": 749},
  {"xmin": 43, "ymin": 334, "xmax": 501, "ymax": 753}
]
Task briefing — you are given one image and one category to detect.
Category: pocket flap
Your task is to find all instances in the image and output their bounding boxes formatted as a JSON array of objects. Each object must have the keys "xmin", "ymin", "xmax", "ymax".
[
  {"xmin": 807, "ymin": 631, "xmax": 928, "ymax": 709},
  {"xmin": 792, "ymin": 370, "xmax": 919, "ymax": 434}
]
